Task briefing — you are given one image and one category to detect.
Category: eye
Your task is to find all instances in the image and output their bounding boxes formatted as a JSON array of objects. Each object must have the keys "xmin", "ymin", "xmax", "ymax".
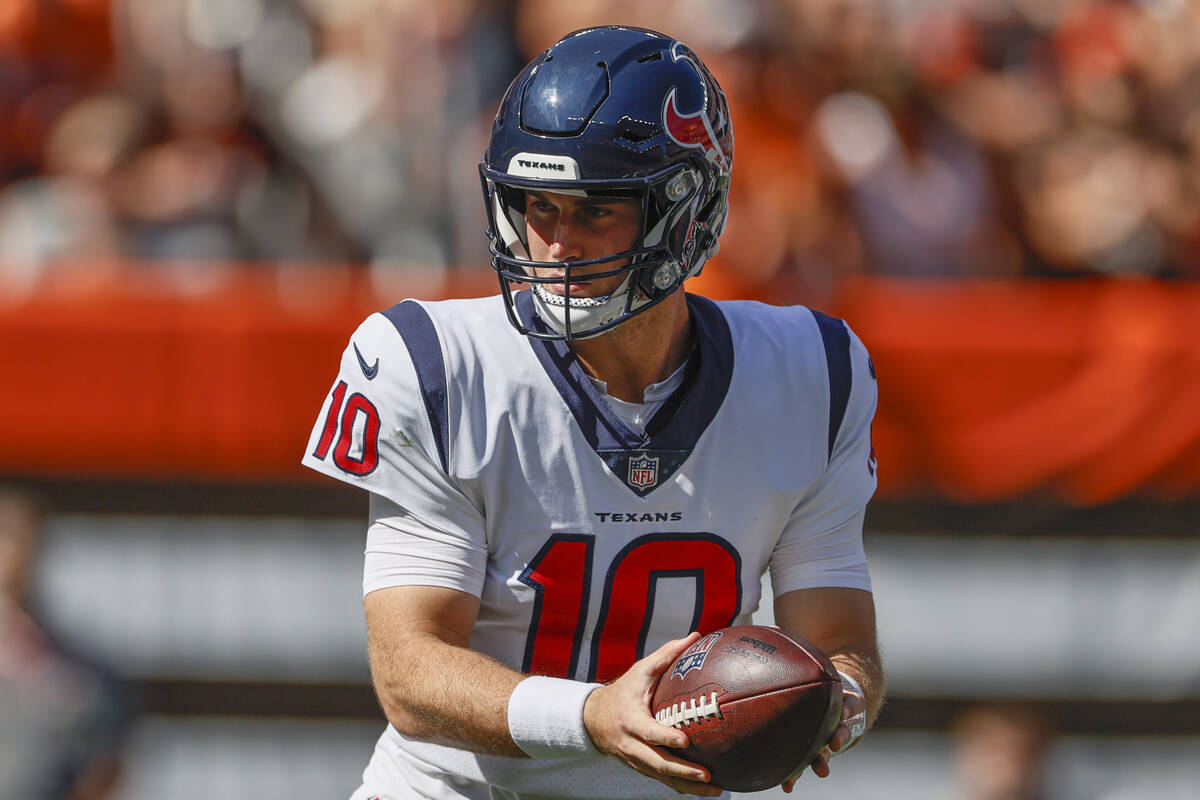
[{"xmin": 585, "ymin": 205, "xmax": 614, "ymax": 218}]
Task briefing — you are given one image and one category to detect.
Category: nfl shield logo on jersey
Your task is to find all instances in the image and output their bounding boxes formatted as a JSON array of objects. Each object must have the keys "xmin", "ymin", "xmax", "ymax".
[{"xmin": 628, "ymin": 454, "xmax": 659, "ymax": 489}]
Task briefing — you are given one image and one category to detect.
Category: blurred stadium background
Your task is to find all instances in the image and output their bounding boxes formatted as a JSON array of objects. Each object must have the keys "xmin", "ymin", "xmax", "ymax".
[{"xmin": 2, "ymin": 0, "xmax": 1199, "ymax": 798}]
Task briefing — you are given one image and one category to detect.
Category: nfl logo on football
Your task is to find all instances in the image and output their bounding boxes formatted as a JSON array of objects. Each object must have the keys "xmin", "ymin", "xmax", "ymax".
[
  {"xmin": 672, "ymin": 631, "xmax": 723, "ymax": 679},
  {"xmin": 628, "ymin": 454, "xmax": 659, "ymax": 489}
]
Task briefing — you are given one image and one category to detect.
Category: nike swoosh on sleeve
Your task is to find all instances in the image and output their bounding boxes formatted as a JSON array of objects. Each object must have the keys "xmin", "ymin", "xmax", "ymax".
[{"xmin": 353, "ymin": 342, "xmax": 379, "ymax": 380}]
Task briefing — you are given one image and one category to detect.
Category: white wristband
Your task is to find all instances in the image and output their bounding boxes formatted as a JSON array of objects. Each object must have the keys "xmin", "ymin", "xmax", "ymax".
[
  {"xmin": 507, "ymin": 676, "xmax": 603, "ymax": 759},
  {"xmin": 836, "ymin": 670, "xmax": 868, "ymax": 749}
]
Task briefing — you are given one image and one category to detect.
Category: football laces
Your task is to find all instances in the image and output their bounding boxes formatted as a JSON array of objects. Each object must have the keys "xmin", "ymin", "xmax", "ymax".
[{"xmin": 654, "ymin": 692, "xmax": 722, "ymax": 728}]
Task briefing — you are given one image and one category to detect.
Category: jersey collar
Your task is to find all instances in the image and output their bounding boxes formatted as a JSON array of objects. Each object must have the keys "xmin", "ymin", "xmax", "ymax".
[{"xmin": 515, "ymin": 290, "xmax": 733, "ymax": 494}]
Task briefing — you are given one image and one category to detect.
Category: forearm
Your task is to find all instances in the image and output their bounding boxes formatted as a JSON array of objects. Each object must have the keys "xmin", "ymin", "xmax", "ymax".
[
  {"xmin": 369, "ymin": 629, "xmax": 527, "ymax": 756},
  {"xmin": 774, "ymin": 586, "xmax": 885, "ymax": 726},
  {"xmin": 366, "ymin": 585, "xmax": 527, "ymax": 757}
]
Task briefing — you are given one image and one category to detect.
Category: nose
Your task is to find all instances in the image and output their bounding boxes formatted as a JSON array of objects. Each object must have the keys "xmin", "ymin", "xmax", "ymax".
[{"xmin": 547, "ymin": 221, "xmax": 583, "ymax": 262}]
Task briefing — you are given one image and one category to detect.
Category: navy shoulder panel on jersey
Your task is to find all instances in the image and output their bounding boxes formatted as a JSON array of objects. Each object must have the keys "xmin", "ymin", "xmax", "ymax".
[
  {"xmin": 809, "ymin": 308, "xmax": 852, "ymax": 460},
  {"xmin": 657, "ymin": 294, "xmax": 733, "ymax": 450},
  {"xmin": 382, "ymin": 301, "xmax": 449, "ymax": 473}
]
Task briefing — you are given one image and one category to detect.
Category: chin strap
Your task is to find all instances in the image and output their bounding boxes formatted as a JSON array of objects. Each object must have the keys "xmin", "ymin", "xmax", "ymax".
[{"xmin": 530, "ymin": 274, "xmax": 644, "ymax": 339}]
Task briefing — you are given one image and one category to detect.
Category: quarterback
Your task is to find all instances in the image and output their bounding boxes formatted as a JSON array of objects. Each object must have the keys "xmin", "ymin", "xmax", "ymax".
[{"xmin": 304, "ymin": 26, "xmax": 884, "ymax": 800}]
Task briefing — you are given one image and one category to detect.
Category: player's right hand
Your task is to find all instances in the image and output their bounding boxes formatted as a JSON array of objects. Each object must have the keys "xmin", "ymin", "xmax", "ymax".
[
  {"xmin": 583, "ymin": 633, "xmax": 723, "ymax": 797},
  {"xmin": 781, "ymin": 680, "xmax": 867, "ymax": 791}
]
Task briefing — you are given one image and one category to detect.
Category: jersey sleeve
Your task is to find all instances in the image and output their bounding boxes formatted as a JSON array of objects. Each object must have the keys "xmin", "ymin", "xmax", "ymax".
[
  {"xmin": 364, "ymin": 493, "xmax": 488, "ymax": 597},
  {"xmin": 301, "ymin": 308, "xmax": 487, "ymax": 591},
  {"xmin": 769, "ymin": 321, "xmax": 877, "ymax": 595}
]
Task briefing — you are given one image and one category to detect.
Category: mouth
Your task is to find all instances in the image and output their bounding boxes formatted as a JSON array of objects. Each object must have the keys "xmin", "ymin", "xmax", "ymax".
[
  {"xmin": 538, "ymin": 269, "xmax": 597, "ymax": 296},
  {"xmin": 545, "ymin": 281, "xmax": 592, "ymax": 296}
]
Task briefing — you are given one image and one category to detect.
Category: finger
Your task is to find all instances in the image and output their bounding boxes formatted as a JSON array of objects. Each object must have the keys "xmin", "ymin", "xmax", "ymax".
[
  {"xmin": 622, "ymin": 742, "xmax": 720, "ymax": 795},
  {"xmin": 810, "ymin": 748, "xmax": 831, "ymax": 779},
  {"xmin": 652, "ymin": 744, "xmax": 713, "ymax": 783},
  {"xmin": 641, "ymin": 719, "xmax": 689, "ymax": 750},
  {"xmin": 828, "ymin": 722, "xmax": 850, "ymax": 752},
  {"xmin": 668, "ymin": 779, "xmax": 723, "ymax": 797},
  {"xmin": 661, "ymin": 772, "xmax": 723, "ymax": 796},
  {"xmin": 781, "ymin": 761, "xmax": 804, "ymax": 792},
  {"xmin": 838, "ymin": 692, "xmax": 868, "ymax": 750},
  {"xmin": 631, "ymin": 681, "xmax": 692, "ymax": 749},
  {"xmin": 644, "ymin": 631, "xmax": 702, "ymax": 673},
  {"xmin": 827, "ymin": 688, "xmax": 866, "ymax": 754},
  {"xmin": 629, "ymin": 767, "xmax": 720, "ymax": 798},
  {"xmin": 841, "ymin": 688, "xmax": 866, "ymax": 716}
]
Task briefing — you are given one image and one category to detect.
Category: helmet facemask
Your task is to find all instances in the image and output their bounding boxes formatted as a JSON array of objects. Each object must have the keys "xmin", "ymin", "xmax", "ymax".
[{"xmin": 481, "ymin": 156, "xmax": 722, "ymax": 341}]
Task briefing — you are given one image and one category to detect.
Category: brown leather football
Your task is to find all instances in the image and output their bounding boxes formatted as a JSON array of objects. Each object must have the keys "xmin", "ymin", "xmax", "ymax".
[{"xmin": 650, "ymin": 624, "xmax": 843, "ymax": 792}]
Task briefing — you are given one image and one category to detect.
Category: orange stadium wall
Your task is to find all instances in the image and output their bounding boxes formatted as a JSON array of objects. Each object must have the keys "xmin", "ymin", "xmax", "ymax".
[{"xmin": 2, "ymin": 263, "xmax": 1198, "ymax": 506}]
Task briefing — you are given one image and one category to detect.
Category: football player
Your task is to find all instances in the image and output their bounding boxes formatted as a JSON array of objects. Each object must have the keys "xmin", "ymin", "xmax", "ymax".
[{"xmin": 304, "ymin": 25, "xmax": 883, "ymax": 800}]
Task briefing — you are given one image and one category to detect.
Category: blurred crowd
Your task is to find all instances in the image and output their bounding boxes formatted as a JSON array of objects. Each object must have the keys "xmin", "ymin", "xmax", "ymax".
[{"xmin": 2, "ymin": 0, "xmax": 1200, "ymax": 298}]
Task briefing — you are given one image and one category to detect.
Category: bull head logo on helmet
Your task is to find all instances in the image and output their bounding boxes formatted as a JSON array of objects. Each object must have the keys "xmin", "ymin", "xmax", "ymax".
[{"xmin": 663, "ymin": 43, "xmax": 731, "ymax": 171}]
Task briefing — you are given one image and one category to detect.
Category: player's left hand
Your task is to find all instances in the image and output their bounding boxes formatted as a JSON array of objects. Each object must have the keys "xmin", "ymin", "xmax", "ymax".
[{"xmin": 780, "ymin": 681, "xmax": 867, "ymax": 791}]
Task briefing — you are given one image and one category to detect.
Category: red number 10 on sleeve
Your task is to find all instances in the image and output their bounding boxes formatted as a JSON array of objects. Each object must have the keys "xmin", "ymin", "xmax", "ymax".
[{"xmin": 313, "ymin": 380, "xmax": 381, "ymax": 476}]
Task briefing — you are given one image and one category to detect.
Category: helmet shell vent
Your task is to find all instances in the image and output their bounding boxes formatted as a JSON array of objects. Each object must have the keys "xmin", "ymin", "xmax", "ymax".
[{"xmin": 520, "ymin": 53, "xmax": 610, "ymax": 136}]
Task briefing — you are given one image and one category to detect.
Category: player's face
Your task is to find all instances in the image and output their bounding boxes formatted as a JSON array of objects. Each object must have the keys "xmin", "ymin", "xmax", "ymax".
[{"xmin": 524, "ymin": 190, "xmax": 641, "ymax": 298}]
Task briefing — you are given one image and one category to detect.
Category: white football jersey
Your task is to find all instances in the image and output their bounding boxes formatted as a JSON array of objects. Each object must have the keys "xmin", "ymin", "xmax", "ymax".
[{"xmin": 302, "ymin": 291, "xmax": 877, "ymax": 800}]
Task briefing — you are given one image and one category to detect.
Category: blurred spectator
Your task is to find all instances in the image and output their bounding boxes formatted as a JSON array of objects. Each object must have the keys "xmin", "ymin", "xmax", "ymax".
[
  {"xmin": 2, "ymin": 0, "xmax": 1199, "ymax": 289},
  {"xmin": 0, "ymin": 488, "xmax": 137, "ymax": 800},
  {"xmin": 816, "ymin": 91, "xmax": 1010, "ymax": 277},
  {"xmin": 950, "ymin": 703, "xmax": 1055, "ymax": 800}
]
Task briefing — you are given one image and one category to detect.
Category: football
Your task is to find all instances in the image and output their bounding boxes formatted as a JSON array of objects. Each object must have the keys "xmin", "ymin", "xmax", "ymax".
[{"xmin": 650, "ymin": 624, "xmax": 843, "ymax": 792}]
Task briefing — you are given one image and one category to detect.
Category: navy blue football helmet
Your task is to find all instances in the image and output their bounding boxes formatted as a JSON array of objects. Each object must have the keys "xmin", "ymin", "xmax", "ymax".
[{"xmin": 480, "ymin": 26, "xmax": 734, "ymax": 340}]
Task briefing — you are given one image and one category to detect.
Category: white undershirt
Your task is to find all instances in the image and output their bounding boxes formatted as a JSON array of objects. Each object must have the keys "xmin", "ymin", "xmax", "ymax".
[{"xmin": 585, "ymin": 360, "xmax": 689, "ymax": 437}]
